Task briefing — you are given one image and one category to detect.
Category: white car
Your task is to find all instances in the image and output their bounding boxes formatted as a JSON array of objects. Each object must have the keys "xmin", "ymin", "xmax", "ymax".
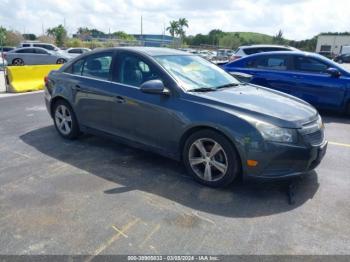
[
  {"xmin": 18, "ymin": 42, "xmax": 61, "ymax": 52},
  {"xmin": 230, "ymin": 44, "xmax": 298, "ymax": 61}
]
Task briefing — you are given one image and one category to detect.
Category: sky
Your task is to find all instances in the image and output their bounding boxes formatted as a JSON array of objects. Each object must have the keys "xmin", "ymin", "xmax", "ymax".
[{"xmin": 0, "ymin": 0, "xmax": 349, "ymax": 40}]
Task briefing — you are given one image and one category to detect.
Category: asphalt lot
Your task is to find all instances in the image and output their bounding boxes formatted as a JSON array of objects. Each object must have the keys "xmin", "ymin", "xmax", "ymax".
[{"xmin": 0, "ymin": 92, "xmax": 349, "ymax": 256}]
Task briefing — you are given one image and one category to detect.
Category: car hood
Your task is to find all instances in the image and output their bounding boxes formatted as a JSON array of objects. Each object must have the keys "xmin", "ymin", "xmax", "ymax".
[{"xmin": 187, "ymin": 84, "xmax": 318, "ymax": 128}]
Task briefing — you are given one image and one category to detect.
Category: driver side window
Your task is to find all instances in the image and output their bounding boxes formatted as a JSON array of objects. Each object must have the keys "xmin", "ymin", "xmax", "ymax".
[
  {"xmin": 117, "ymin": 54, "xmax": 161, "ymax": 87},
  {"xmin": 294, "ymin": 56, "xmax": 329, "ymax": 74}
]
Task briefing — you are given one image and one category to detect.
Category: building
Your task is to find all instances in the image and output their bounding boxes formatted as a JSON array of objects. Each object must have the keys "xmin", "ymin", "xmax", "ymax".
[
  {"xmin": 132, "ymin": 34, "xmax": 179, "ymax": 47},
  {"xmin": 316, "ymin": 34, "xmax": 350, "ymax": 56}
]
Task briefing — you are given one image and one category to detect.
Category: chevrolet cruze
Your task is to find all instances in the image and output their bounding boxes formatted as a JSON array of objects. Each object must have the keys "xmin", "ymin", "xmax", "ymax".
[{"xmin": 44, "ymin": 47, "xmax": 327, "ymax": 187}]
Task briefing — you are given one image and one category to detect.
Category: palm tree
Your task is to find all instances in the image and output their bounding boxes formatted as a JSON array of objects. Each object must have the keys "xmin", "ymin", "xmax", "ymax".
[
  {"xmin": 178, "ymin": 18, "xmax": 189, "ymax": 45},
  {"xmin": 166, "ymin": 20, "xmax": 179, "ymax": 38}
]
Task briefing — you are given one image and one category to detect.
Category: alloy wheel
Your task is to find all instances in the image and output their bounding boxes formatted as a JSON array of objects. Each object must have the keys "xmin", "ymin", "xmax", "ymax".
[
  {"xmin": 57, "ymin": 59, "xmax": 66, "ymax": 64},
  {"xmin": 13, "ymin": 59, "xmax": 24, "ymax": 65},
  {"xmin": 55, "ymin": 105, "xmax": 72, "ymax": 135},
  {"xmin": 188, "ymin": 138, "xmax": 228, "ymax": 182}
]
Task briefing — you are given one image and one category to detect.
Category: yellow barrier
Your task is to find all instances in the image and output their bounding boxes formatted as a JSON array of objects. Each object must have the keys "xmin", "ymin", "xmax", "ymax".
[{"xmin": 5, "ymin": 64, "xmax": 62, "ymax": 93}]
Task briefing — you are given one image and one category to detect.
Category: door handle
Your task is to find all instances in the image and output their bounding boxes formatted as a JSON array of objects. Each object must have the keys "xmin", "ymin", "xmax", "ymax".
[{"xmin": 115, "ymin": 96, "xmax": 126, "ymax": 104}]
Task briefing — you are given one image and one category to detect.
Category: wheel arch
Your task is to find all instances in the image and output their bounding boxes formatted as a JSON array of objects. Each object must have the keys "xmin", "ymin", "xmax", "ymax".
[
  {"xmin": 179, "ymin": 125, "xmax": 243, "ymax": 172},
  {"xmin": 50, "ymin": 96, "xmax": 73, "ymax": 118}
]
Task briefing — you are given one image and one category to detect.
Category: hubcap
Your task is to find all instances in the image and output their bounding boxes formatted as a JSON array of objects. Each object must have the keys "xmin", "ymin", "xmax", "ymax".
[
  {"xmin": 188, "ymin": 138, "xmax": 228, "ymax": 182},
  {"xmin": 14, "ymin": 59, "xmax": 23, "ymax": 65},
  {"xmin": 55, "ymin": 105, "xmax": 72, "ymax": 135}
]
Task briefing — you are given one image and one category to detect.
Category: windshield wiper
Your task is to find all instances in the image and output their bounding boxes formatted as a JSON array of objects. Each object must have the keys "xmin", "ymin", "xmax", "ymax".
[
  {"xmin": 187, "ymin": 87, "xmax": 217, "ymax": 92},
  {"xmin": 215, "ymin": 83, "xmax": 241, "ymax": 89}
]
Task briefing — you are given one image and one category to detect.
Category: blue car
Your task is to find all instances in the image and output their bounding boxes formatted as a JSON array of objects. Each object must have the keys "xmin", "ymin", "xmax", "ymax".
[{"xmin": 223, "ymin": 51, "xmax": 350, "ymax": 114}]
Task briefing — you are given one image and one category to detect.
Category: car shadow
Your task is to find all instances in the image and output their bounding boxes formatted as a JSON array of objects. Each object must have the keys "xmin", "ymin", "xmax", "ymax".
[{"xmin": 20, "ymin": 126, "xmax": 320, "ymax": 218}]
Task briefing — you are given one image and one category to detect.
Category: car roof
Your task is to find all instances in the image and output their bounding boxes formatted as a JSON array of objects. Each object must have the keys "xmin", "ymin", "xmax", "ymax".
[
  {"xmin": 240, "ymin": 51, "xmax": 320, "ymax": 58},
  {"xmin": 239, "ymin": 44, "xmax": 296, "ymax": 49},
  {"xmin": 11, "ymin": 47, "xmax": 49, "ymax": 52},
  {"xmin": 90, "ymin": 47, "xmax": 190, "ymax": 57},
  {"xmin": 21, "ymin": 42, "xmax": 54, "ymax": 45}
]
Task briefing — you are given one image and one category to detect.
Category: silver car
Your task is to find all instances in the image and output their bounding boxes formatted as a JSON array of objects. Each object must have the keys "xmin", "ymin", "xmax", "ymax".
[
  {"xmin": 6, "ymin": 47, "xmax": 70, "ymax": 66},
  {"xmin": 65, "ymin": 48, "xmax": 91, "ymax": 57}
]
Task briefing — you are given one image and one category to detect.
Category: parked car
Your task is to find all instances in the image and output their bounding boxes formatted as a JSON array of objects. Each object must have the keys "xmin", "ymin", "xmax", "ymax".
[
  {"xmin": 44, "ymin": 47, "xmax": 327, "ymax": 187},
  {"xmin": 340, "ymin": 45, "xmax": 350, "ymax": 55},
  {"xmin": 334, "ymin": 53, "xmax": 350, "ymax": 64},
  {"xmin": 18, "ymin": 42, "xmax": 60, "ymax": 51},
  {"xmin": 65, "ymin": 48, "xmax": 91, "ymax": 57},
  {"xmin": 230, "ymin": 45, "xmax": 298, "ymax": 62},
  {"xmin": 1, "ymin": 46, "xmax": 15, "ymax": 55},
  {"xmin": 5, "ymin": 47, "xmax": 70, "ymax": 65},
  {"xmin": 223, "ymin": 51, "xmax": 350, "ymax": 114}
]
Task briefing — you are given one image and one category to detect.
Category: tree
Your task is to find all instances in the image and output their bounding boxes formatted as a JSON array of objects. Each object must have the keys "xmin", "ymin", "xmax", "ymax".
[
  {"xmin": 112, "ymin": 31, "xmax": 135, "ymax": 41},
  {"xmin": 166, "ymin": 20, "xmax": 179, "ymax": 38},
  {"xmin": 37, "ymin": 35, "xmax": 55, "ymax": 44},
  {"xmin": 46, "ymin": 24, "xmax": 67, "ymax": 47},
  {"xmin": 0, "ymin": 27, "xmax": 6, "ymax": 46},
  {"xmin": 273, "ymin": 29, "xmax": 285, "ymax": 44},
  {"xmin": 219, "ymin": 34, "xmax": 241, "ymax": 49},
  {"xmin": 4, "ymin": 31, "xmax": 24, "ymax": 46},
  {"xmin": 65, "ymin": 38, "xmax": 83, "ymax": 48},
  {"xmin": 208, "ymin": 29, "xmax": 226, "ymax": 46},
  {"xmin": 177, "ymin": 18, "xmax": 189, "ymax": 42}
]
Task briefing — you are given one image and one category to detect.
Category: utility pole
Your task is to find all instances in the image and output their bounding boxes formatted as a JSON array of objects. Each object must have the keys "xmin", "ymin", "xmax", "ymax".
[{"xmin": 140, "ymin": 16, "xmax": 143, "ymax": 45}]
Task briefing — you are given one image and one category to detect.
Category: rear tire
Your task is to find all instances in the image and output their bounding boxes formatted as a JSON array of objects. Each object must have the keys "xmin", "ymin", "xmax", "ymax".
[
  {"xmin": 338, "ymin": 59, "xmax": 343, "ymax": 64},
  {"xmin": 53, "ymin": 100, "xmax": 80, "ymax": 140},
  {"xmin": 183, "ymin": 129, "xmax": 240, "ymax": 187},
  {"xmin": 12, "ymin": 58, "xmax": 24, "ymax": 66},
  {"xmin": 56, "ymin": 58, "xmax": 66, "ymax": 64}
]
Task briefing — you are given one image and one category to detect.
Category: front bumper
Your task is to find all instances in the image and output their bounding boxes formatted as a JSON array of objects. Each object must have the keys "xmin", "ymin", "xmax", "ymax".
[{"xmin": 244, "ymin": 139, "xmax": 328, "ymax": 179}]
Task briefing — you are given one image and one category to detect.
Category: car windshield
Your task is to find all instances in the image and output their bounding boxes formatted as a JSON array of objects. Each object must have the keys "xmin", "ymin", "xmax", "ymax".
[{"xmin": 155, "ymin": 55, "xmax": 239, "ymax": 91}]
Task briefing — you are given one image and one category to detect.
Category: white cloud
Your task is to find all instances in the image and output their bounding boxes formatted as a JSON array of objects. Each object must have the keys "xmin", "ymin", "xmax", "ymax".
[{"xmin": 0, "ymin": 0, "xmax": 349, "ymax": 40}]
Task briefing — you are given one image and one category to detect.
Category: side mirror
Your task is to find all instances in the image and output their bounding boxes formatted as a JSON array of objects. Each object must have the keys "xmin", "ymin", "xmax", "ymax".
[
  {"xmin": 326, "ymin": 68, "xmax": 341, "ymax": 78},
  {"xmin": 229, "ymin": 71, "xmax": 253, "ymax": 83},
  {"xmin": 140, "ymin": 80, "xmax": 170, "ymax": 95}
]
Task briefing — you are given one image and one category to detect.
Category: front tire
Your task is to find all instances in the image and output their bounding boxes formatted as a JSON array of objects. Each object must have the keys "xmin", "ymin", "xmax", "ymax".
[
  {"xmin": 53, "ymin": 100, "xmax": 79, "ymax": 139},
  {"xmin": 183, "ymin": 129, "xmax": 240, "ymax": 187}
]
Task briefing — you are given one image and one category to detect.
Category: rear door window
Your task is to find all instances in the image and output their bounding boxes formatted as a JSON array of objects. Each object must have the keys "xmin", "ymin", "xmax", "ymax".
[
  {"xmin": 34, "ymin": 44, "xmax": 55, "ymax": 51},
  {"xmin": 34, "ymin": 48, "xmax": 48, "ymax": 54},
  {"xmin": 68, "ymin": 49, "xmax": 82, "ymax": 54},
  {"xmin": 247, "ymin": 55, "xmax": 289, "ymax": 70},
  {"xmin": 16, "ymin": 48, "xmax": 35, "ymax": 53},
  {"xmin": 81, "ymin": 52, "xmax": 113, "ymax": 80}
]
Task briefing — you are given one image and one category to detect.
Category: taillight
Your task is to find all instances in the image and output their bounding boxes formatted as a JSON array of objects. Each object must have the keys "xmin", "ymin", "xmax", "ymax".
[{"xmin": 44, "ymin": 76, "xmax": 49, "ymax": 86}]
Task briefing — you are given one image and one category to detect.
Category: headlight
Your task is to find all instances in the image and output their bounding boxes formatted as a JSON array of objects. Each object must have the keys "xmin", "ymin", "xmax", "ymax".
[{"xmin": 255, "ymin": 121, "xmax": 297, "ymax": 143}]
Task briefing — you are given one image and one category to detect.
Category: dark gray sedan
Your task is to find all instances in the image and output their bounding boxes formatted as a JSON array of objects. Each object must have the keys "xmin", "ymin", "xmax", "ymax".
[
  {"xmin": 44, "ymin": 47, "xmax": 327, "ymax": 187},
  {"xmin": 6, "ymin": 47, "xmax": 70, "ymax": 65}
]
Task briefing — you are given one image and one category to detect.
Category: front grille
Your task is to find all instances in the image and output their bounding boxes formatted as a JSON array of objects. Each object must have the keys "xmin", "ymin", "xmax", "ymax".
[{"xmin": 302, "ymin": 129, "xmax": 324, "ymax": 146}]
